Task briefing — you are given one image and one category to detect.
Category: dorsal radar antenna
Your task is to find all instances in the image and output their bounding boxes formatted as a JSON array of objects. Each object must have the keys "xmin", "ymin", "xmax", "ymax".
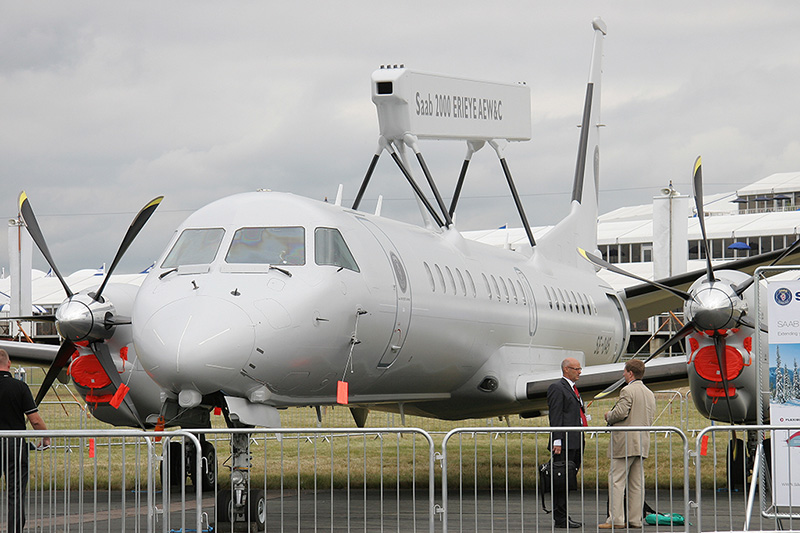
[{"xmin": 351, "ymin": 66, "xmax": 534, "ymax": 245}]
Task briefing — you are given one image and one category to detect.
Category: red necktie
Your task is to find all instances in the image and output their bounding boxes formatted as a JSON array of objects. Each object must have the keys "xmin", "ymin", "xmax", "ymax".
[{"xmin": 574, "ymin": 385, "xmax": 588, "ymax": 427}]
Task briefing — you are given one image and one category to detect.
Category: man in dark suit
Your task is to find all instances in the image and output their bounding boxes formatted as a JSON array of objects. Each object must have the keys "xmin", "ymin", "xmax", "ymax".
[{"xmin": 547, "ymin": 357, "xmax": 588, "ymax": 528}]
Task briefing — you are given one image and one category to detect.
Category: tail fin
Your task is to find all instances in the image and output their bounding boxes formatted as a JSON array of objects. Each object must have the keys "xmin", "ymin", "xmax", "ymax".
[{"xmin": 537, "ymin": 18, "xmax": 606, "ymax": 263}]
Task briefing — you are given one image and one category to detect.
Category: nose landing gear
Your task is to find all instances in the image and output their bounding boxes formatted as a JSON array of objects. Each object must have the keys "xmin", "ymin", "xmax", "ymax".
[
  {"xmin": 162, "ymin": 436, "xmax": 216, "ymax": 492},
  {"xmin": 216, "ymin": 432, "xmax": 267, "ymax": 530}
]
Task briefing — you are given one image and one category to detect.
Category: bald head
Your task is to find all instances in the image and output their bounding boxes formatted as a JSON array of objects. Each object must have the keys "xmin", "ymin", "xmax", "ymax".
[
  {"xmin": 0, "ymin": 349, "xmax": 10, "ymax": 371},
  {"xmin": 561, "ymin": 357, "xmax": 582, "ymax": 382}
]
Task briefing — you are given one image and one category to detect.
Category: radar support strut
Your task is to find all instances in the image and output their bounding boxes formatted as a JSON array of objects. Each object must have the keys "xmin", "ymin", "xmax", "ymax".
[{"xmin": 490, "ymin": 140, "xmax": 536, "ymax": 247}]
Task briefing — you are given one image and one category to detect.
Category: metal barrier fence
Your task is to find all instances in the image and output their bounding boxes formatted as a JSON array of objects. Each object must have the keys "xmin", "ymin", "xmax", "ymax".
[
  {"xmin": 0, "ymin": 429, "xmax": 202, "ymax": 533},
  {"xmin": 695, "ymin": 424, "xmax": 800, "ymax": 533},
  {"xmin": 440, "ymin": 426, "xmax": 690, "ymax": 532},
  {"xmin": 6, "ymin": 424, "xmax": 797, "ymax": 532},
  {"xmin": 194, "ymin": 427, "xmax": 436, "ymax": 532}
]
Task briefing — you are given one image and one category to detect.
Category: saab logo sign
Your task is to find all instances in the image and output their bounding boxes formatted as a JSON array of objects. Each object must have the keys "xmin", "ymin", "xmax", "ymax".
[
  {"xmin": 769, "ymin": 282, "xmax": 800, "ymax": 343},
  {"xmin": 775, "ymin": 287, "xmax": 794, "ymax": 305}
]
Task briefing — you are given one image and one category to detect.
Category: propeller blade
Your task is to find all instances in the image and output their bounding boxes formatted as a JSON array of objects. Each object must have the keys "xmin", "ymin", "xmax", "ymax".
[
  {"xmin": 737, "ymin": 315, "xmax": 768, "ymax": 333},
  {"xmin": 579, "ymin": 248, "xmax": 691, "ymax": 300},
  {"xmin": 642, "ymin": 322, "xmax": 696, "ymax": 364},
  {"xmin": 691, "ymin": 157, "xmax": 715, "ymax": 283},
  {"xmin": 18, "ymin": 192, "xmax": 73, "ymax": 298},
  {"xmin": 3, "ymin": 315, "xmax": 56, "ymax": 322},
  {"xmin": 92, "ymin": 342, "xmax": 145, "ymax": 428},
  {"xmin": 712, "ymin": 334, "xmax": 736, "ymax": 426},
  {"xmin": 93, "ymin": 196, "xmax": 164, "ymax": 302},
  {"xmin": 35, "ymin": 340, "xmax": 76, "ymax": 405},
  {"xmin": 103, "ymin": 315, "xmax": 132, "ymax": 326},
  {"xmin": 594, "ymin": 323, "xmax": 696, "ymax": 400},
  {"xmin": 593, "ymin": 376, "xmax": 626, "ymax": 401},
  {"xmin": 734, "ymin": 237, "xmax": 800, "ymax": 296}
]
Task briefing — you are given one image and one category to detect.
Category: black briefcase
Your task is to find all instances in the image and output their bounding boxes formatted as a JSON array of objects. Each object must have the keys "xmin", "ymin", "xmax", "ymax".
[
  {"xmin": 539, "ymin": 459, "xmax": 578, "ymax": 513},
  {"xmin": 539, "ymin": 459, "xmax": 578, "ymax": 494}
]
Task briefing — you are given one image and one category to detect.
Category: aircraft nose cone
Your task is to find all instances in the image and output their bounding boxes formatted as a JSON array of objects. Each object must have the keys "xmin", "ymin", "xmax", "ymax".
[{"xmin": 135, "ymin": 296, "xmax": 255, "ymax": 395}]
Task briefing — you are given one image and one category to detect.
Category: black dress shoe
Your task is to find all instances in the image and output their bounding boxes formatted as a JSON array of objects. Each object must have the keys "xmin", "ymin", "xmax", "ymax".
[{"xmin": 555, "ymin": 519, "xmax": 582, "ymax": 528}]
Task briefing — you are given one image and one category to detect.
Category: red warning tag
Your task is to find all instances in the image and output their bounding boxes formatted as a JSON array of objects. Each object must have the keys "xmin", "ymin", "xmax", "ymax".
[
  {"xmin": 700, "ymin": 434, "xmax": 709, "ymax": 456},
  {"xmin": 89, "ymin": 438, "xmax": 95, "ymax": 458},
  {"xmin": 154, "ymin": 416, "xmax": 165, "ymax": 442},
  {"xmin": 110, "ymin": 383, "xmax": 131, "ymax": 409},
  {"xmin": 337, "ymin": 380, "xmax": 349, "ymax": 405}
]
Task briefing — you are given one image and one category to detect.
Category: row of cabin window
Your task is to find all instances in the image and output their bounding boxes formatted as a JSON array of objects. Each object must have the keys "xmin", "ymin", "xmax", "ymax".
[
  {"xmin": 422, "ymin": 262, "xmax": 529, "ymax": 305},
  {"xmin": 544, "ymin": 286, "xmax": 597, "ymax": 315}
]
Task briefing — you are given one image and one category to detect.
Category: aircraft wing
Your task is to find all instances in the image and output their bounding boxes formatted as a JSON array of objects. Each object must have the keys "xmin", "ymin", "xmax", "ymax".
[
  {"xmin": 622, "ymin": 246, "xmax": 800, "ymax": 323},
  {"xmin": 0, "ymin": 339, "xmax": 60, "ymax": 367},
  {"xmin": 524, "ymin": 357, "xmax": 689, "ymax": 403}
]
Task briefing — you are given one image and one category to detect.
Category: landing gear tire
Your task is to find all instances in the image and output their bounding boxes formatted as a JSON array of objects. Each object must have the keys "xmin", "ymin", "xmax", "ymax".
[
  {"xmin": 189, "ymin": 440, "xmax": 216, "ymax": 492},
  {"xmin": 160, "ymin": 441, "xmax": 185, "ymax": 488},
  {"xmin": 215, "ymin": 489, "xmax": 266, "ymax": 529},
  {"xmin": 249, "ymin": 489, "xmax": 266, "ymax": 529},
  {"xmin": 216, "ymin": 490, "xmax": 233, "ymax": 523}
]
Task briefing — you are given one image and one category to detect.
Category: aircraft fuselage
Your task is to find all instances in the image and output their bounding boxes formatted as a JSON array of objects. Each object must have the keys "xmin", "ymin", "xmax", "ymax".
[{"xmin": 132, "ymin": 190, "xmax": 628, "ymax": 420}]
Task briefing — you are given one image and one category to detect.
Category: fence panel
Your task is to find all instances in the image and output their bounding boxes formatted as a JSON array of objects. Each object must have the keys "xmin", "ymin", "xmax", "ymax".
[
  {"xmin": 695, "ymin": 424, "xmax": 800, "ymax": 533},
  {"xmin": 440, "ymin": 426, "xmax": 689, "ymax": 532},
  {"xmin": 0, "ymin": 429, "xmax": 202, "ymax": 533},
  {"xmin": 190, "ymin": 427, "xmax": 436, "ymax": 532}
]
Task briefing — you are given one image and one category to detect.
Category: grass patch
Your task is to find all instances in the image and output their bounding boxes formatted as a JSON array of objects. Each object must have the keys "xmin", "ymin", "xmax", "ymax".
[{"xmin": 28, "ymin": 377, "xmax": 736, "ymax": 492}]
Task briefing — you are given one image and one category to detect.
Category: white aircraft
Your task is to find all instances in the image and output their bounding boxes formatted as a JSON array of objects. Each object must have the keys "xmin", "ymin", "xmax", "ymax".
[{"xmin": 1, "ymin": 17, "xmax": 794, "ymax": 522}]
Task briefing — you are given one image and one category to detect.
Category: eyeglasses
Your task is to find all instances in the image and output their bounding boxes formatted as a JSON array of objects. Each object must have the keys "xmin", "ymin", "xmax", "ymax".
[{"xmin": 567, "ymin": 366, "xmax": 582, "ymax": 371}]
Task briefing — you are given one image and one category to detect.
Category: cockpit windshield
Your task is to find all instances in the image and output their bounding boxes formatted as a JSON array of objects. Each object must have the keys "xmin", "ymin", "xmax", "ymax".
[
  {"xmin": 225, "ymin": 227, "xmax": 305, "ymax": 265},
  {"xmin": 315, "ymin": 227, "xmax": 359, "ymax": 272},
  {"xmin": 162, "ymin": 228, "xmax": 225, "ymax": 268}
]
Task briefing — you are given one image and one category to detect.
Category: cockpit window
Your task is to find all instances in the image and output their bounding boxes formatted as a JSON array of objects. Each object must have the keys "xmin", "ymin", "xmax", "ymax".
[
  {"xmin": 161, "ymin": 228, "xmax": 225, "ymax": 268},
  {"xmin": 315, "ymin": 227, "xmax": 359, "ymax": 272},
  {"xmin": 225, "ymin": 227, "xmax": 305, "ymax": 265}
]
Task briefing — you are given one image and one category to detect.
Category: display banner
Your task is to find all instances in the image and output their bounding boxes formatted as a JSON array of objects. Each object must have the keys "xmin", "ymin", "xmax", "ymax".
[{"xmin": 768, "ymin": 281, "xmax": 800, "ymax": 507}]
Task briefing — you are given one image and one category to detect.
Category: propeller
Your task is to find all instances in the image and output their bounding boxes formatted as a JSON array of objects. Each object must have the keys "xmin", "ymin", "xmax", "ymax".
[
  {"xmin": 18, "ymin": 192, "xmax": 73, "ymax": 298},
  {"xmin": 582, "ymin": 157, "xmax": 751, "ymax": 428},
  {"xmin": 33, "ymin": 340, "xmax": 76, "ymax": 405},
  {"xmin": 92, "ymin": 196, "xmax": 163, "ymax": 302},
  {"xmin": 18, "ymin": 191, "xmax": 162, "ymax": 428},
  {"xmin": 692, "ymin": 157, "xmax": 715, "ymax": 284}
]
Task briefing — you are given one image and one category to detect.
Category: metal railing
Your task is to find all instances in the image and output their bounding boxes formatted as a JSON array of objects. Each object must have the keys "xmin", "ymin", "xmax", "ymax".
[
  {"xmin": 439, "ymin": 425, "xmax": 690, "ymax": 532},
  {"xmin": 0, "ymin": 429, "xmax": 202, "ymax": 532},
  {"xmin": 6, "ymin": 424, "xmax": 800, "ymax": 531}
]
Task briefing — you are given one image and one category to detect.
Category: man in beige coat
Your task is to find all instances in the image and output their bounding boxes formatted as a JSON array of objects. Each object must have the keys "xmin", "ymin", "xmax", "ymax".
[{"xmin": 599, "ymin": 359, "xmax": 656, "ymax": 529}]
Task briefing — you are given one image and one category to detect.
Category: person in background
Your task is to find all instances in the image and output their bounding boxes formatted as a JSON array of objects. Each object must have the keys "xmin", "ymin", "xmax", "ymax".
[
  {"xmin": 599, "ymin": 359, "xmax": 656, "ymax": 529},
  {"xmin": 0, "ymin": 349, "xmax": 50, "ymax": 532},
  {"xmin": 547, "ymin": 357, "xmax": 588, "ymax": 529}
]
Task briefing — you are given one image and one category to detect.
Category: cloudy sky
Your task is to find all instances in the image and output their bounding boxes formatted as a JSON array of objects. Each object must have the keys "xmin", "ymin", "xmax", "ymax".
[{"xmin": 2, "ymin": 1, "xmax": 799, "ymax": 276}]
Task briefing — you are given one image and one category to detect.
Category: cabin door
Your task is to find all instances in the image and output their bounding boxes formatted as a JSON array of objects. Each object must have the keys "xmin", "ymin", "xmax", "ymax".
[{"xmin": 356, "ymin": 218, "xmax": 412, "ymax": 369}]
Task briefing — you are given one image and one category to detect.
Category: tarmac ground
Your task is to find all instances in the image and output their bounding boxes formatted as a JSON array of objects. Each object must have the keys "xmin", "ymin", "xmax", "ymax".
[{"xmin": 15, "ymin": 486, "xmax": 797, "ymax": 532}]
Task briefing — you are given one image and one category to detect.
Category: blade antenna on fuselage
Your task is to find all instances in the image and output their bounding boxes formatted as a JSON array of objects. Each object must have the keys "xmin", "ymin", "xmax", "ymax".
[{"xmin": 490, "ymin": 140, "xmax": 536, "ymax": 247}]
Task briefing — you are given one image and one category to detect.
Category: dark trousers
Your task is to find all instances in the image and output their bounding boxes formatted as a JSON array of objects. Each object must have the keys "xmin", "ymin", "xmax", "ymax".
[
  {"xmin": 552, "ymin": 447, "xmax": 582, "ymax": 525},
  {"xmin": 1, "ymin": 439, "xmax": 29, "ymax": 533}
]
